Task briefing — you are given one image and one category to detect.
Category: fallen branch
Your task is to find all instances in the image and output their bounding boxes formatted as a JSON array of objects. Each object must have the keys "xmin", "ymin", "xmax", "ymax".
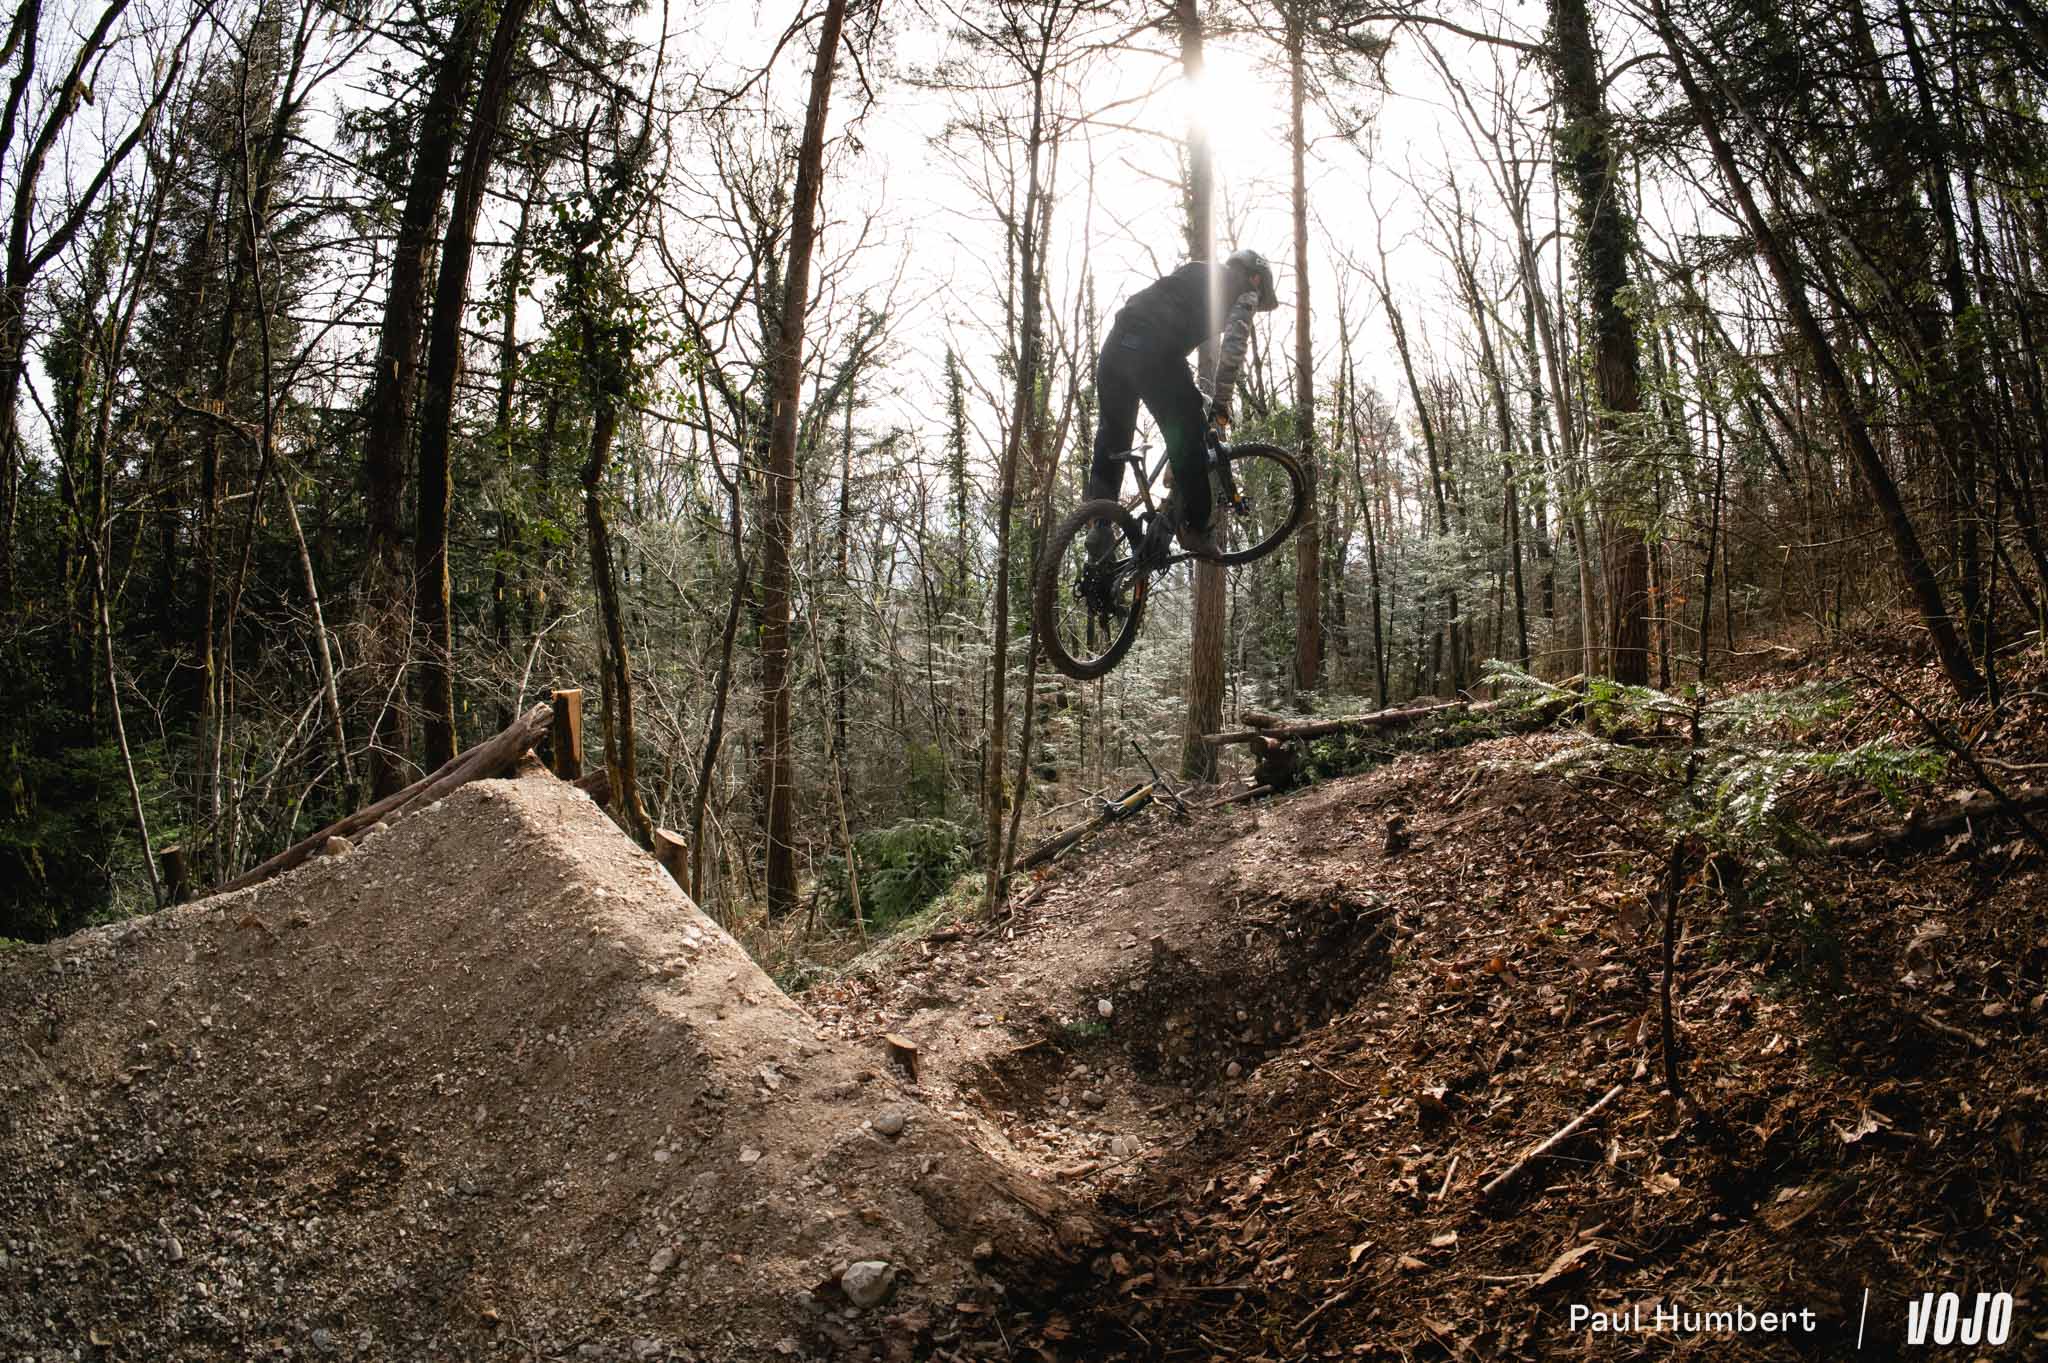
[
  {"xmin": 1480, "ymin": 1081, "xmax": 1626, "ymax": 1202},
  {"xmin": 1855, "ymin": 669, "xmax": 2048, "ymax": 859},
  {"xmin": 1916, "ymin": 1010, "xmax": 1987, "ymax": 1050},
  {"xmin": 1016, "ymin": 783, "xmax": 1157, "ymax": 870},
  {"xmin": 1821, "ymin": 785, "xmax": 2048, "ymax": 857},
  {"xmin": 1199, "ymin": 784, "xmax": 1273, "ymax": 809},
  {"xmin": 212, "ymin": 702, "xmax": 555, "ymax": 896}
]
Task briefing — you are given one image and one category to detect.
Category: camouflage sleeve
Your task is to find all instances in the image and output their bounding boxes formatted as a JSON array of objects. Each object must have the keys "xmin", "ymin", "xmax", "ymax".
[{"xmin": 1210, "ymin": 289, "xmax": 1259, "ymax": 413}]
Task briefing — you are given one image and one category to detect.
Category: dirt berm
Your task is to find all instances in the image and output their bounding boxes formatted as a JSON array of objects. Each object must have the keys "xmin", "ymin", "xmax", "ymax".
[{"xmin": 0, "ymin": 764, "xmax": 1097, "ymax": 1362}]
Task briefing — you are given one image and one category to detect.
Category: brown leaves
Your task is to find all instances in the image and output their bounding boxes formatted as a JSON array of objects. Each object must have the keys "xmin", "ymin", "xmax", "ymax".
[{"xmin": 1535, "ymin": 1242, "xmax": 1600, "ymax": 1288}]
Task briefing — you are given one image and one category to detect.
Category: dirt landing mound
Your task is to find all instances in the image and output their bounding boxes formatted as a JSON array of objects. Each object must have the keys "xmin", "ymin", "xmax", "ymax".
[{"xmin": 0, "ymin": 766, "xmax": 1092, "ymax": 1362}]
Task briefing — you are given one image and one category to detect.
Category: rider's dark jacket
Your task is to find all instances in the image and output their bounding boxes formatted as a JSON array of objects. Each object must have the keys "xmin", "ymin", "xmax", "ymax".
[{"xmin": 1110, "ymin": 261, "xmax": 1269, "ymax": 413}]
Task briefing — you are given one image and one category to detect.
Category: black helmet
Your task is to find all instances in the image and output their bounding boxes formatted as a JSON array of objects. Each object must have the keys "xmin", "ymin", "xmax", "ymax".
[{"xmin": 1226, "ymin": 247, "xmax": 1279, "ymax": 311}]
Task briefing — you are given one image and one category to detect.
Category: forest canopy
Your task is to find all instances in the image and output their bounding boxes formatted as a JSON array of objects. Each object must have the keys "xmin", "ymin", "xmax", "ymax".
[{"xmin": 2, "ymin": 0, "xmax": 2041, "ymax": 942}]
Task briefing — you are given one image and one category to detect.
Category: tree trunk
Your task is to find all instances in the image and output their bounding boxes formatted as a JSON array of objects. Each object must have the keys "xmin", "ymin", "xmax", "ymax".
[
  {"xmin": 760, "ymin": 0, "xmax": 848, "ymax": 913},
  {"xmin": 1548, "ymin": 0, "xmax": 1650, "ymax": 684},
  {"xmin": 359, "ymin": 5, "xmax": 483, "ymax": 798},
  {"xmin": 1178, "ymin": 0, "xmax": 1225, "ymax": 783},
  {"xmin": 986, "ymin": 41, "xmax": 1051, "ymax": 908},
  {"xmin": 414, "ymin": 0, "xmax": 534, "ymax": 768},
  {"xmin": 1288, "ymin": 1, "xmax": 1322, "ymax": 696}
]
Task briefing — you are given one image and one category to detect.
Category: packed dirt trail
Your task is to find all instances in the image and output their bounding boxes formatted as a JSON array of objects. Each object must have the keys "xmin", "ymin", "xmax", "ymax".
[
  {"xmin": 0, "ymin": 763, "xmax": 1096, "ymax": 1363},
  {"xmin": 810, "ymin": 774, "xmax": 1403, "ymax": 1188}
]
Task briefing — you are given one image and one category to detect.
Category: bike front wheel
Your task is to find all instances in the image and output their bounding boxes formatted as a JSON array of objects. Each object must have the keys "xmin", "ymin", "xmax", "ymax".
[
  {"xmin": 1034, "ymin": 499, "xmax": 1150, "ymax": 681},
  {"xmin": 1212, "ymin": 442, "xmax": 1310, "ymax": 567}
]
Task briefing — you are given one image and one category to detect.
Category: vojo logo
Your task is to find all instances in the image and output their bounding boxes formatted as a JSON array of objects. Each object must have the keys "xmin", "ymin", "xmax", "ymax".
[{"xmin": 1902, "ymin": 1292, "xmax": 2015, "ymax": 1347}]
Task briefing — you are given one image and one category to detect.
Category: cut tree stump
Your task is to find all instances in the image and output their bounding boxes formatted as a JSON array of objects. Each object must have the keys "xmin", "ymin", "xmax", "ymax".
[
  {"xmin": 550, "ymin": 688, "xmax": 584, "ymax": 779},
  {"xmin": 653, "ymin": 828, "xmax": 689, "ymax": 886},
  {"xmin": 157, "ymin": 845, "xmax": 189, "ymax": 905},
  {"xmin": 572, "ymin": 767, "xmax": 612, "ymax": 806},
  {"xmin": 212, "ymin": 702, "xmax": 555, "ymax": 897}
]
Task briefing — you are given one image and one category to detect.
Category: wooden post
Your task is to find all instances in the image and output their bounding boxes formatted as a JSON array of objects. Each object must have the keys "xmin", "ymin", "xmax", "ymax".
[
  {"xmin": 158, "ymin": 845, "xmax": 189, "ymax": 905},
  {"xmin": 653, "ymin": 828, "xmax": 688, "ymax": 886},
  {"xmin": 550, "ymin": 688, "xmax": 583, "ymax": 779}
]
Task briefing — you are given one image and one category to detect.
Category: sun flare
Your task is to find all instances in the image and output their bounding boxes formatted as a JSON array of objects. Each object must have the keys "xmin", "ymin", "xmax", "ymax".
[{"xmin": 1178, "ymin": 51, "xmax": 1284, "ymax": 178}]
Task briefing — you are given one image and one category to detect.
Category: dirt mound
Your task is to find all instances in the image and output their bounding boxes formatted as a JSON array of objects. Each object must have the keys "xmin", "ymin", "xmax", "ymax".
[{"xmin": 0, "ymin": 764, "xmax": 1093, "ymax": 1362}]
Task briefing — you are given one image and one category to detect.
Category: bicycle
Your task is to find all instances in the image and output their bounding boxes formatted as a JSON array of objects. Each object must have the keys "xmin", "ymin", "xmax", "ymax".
[{"xmin": 1032, "ymin": 434, "xmax": 1309, "ymax": 681}]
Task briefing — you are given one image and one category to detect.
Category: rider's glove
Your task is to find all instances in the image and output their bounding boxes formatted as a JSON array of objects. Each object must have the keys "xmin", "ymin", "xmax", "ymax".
[{"xmin": 1206, "ymin": 402, "xmax": 1231, "ymax": 441}]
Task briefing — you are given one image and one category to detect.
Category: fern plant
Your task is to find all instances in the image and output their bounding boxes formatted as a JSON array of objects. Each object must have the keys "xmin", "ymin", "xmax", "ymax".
[{"xmin": 1482, "ymin": 661, "xmax": 1948, "ymax": 857}]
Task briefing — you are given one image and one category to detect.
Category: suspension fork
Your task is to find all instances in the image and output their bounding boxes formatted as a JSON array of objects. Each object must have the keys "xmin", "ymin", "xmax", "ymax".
[{"xmin": 1211, "ymin": 437, "xmax": 1245, "ymax": 513}]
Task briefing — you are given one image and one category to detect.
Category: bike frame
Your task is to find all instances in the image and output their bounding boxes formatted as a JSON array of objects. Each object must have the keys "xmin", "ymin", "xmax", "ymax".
[{"xmin": 1104, "ymin": 435, "xmax": 1240, "ymax": 567}]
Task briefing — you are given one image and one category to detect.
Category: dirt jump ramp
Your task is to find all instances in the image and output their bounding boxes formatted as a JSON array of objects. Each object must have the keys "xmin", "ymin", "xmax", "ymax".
[{"xmin": 0, "ymin": 764, "xmax": 1095, "ymax": 1361}]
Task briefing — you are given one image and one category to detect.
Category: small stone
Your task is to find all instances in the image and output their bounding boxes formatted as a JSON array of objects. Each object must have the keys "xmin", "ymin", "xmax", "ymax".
[
  {"xmin": 165, "ymin": 1235, "xmax": 183, "ymax": 1264},
  {"xmin": 649, "ymin": 1246, "xmax": 676, "ymax": 1275},
  {"xmin": 972, "ymin": 1240, "xmax": 994, "ymax": 1260},
  {"xmin": 1096, "ymin": 998, "xmax": 1114, "ymax": 1018},
  {"xmin": 738, "ymin": 1146, "xmax": 762, "ymax": 1165},
  {"xmin": 1226, "ymin": 1061, "xmax": 1242, "ymax": 1079},
  {"xmin": 1080, "ymin": 1090, "xmax": 1106, "ymax": 1109},
  {"xmin": 319, "ymin": 836, "xmax": 352, "ymax": 858},
  {"xmin": 311, "ymin": 1328, "xmax": 340, "ymax": 1354},
  {"xmin": 873, "ymin": 1108, "xmax": 907, "ymax": 1139},
  {"xmin": 840, "ymin": 1259, "xmax": 896, "ymax": 1309},
  {"xmin": 652, "ymin": 1148, "xmax": 670, "ymax": 1163}
]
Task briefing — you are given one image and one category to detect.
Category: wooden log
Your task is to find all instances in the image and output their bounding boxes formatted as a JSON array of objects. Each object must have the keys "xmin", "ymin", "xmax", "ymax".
[
  {"xmin": 1204, "ymin": 699, "xmax": 1468, "ymax": 746},
  {"xmin": 653, "ymin": 828, "xmax": 689, "ymax": 885},
  {"xmin": 212, "ymin": 702, "xmax": 554, "ymax": 897},
  {"xmin": 1821, "ymin": 785, "xmax": 2048, "ymax": 857},
  {"xmin": 550, "ymin": 688, "xmax": 584, "ymax": 779},
  {"xmin": 1238, "ymin": 708, "xmax": 1288, "ymax": 730}
]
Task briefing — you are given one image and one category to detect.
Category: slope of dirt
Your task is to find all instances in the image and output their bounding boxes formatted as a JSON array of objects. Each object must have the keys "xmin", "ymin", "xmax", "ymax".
[
  {"xmin": 0, "ymin": 762, "xmax": 1094, "ymax": 1362},
  {"xmin": 821, "ymin": 636, "xmax": 2048, "ymax": 1360},
  {"xmin": 808, "ymin": 792, "xmax": 1398, "ymax": 1192}
]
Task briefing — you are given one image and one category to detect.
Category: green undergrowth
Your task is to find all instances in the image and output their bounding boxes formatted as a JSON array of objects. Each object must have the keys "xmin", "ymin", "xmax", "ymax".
[
  {"xmin": 1485, "ymin": 661, "xmax": 1953, "ymax": 1014},
  {"xmin": 1483, "ymin": 661, "xmax": 1947, "ymax": 859},
  {"xmin": 815, "ymin": 817, "xmax": 975, "ymax": 932}
]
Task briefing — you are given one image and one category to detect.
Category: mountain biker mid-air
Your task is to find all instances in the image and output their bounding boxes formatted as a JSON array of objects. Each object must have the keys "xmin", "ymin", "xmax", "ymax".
[{"xmin": 1087, "ymin": 248, "xmax": 1281, "ymax": 561}]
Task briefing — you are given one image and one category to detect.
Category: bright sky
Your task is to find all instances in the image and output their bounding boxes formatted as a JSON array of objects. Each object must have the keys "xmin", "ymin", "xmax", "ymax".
[{"xmin": 668, "ymin": 0, "xmax": 1575, "ymax": 473}]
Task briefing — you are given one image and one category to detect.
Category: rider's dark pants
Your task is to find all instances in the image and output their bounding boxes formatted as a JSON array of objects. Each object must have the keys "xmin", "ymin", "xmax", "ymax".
[{"xmin": 1088, "ymin": 324, "xmax": 1211, "ymax": 531}]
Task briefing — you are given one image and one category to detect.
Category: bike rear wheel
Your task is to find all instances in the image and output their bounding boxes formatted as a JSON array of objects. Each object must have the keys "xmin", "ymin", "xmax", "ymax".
[
  {"xmin": 1212, "ymin": 442, "xmax": 1309, "ymax": 567},
  {"xmin": 1034, "ymin": 500, "xmax": 1150, "ymax": 681}
]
